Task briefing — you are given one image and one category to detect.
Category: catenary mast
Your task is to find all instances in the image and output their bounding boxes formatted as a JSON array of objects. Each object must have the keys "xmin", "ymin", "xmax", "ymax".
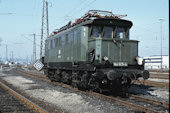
[{"xmin": 40, "ymin": 0, "xmax": 49, "ymax": 59}]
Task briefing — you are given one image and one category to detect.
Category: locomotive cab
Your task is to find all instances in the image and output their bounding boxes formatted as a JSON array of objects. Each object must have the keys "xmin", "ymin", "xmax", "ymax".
[{"xmin": 88, "ymin": 18, "xmax": 139, "ymax": 67}]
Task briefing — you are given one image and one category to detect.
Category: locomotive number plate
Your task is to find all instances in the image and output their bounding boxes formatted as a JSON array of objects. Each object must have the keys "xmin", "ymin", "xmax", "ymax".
[{"xmin": 113, "ymin": 62, "xmax": 128, "ymax": 67}]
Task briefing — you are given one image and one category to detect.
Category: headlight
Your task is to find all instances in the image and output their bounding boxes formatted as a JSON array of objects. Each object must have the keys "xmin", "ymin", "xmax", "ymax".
[{"xmin": 135, "ymin": 56, "xmax": 143, "ymax": 65}]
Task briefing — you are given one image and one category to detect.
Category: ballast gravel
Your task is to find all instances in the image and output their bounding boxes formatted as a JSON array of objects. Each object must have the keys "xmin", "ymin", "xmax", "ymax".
[
  {"xmin": 148, "ymin": 78, "xmax": 169, "ymax": 83},
  {"xmin": 128, "ymin": 84, "xmax": 169, "ymax": 102},
  {"xmin": 0, "ymin": 68, "xmax": 135, "ymax": 113}
]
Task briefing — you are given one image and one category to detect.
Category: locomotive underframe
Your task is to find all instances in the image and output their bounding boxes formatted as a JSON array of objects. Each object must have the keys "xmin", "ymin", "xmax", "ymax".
[{"xmin": 44, "ymin": 61, "xmax": 148, "ymax": 93}]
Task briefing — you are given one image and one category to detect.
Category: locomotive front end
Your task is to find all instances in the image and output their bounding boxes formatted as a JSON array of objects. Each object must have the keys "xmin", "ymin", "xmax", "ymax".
[{"xmin": 87, "ymin": 17, "xmax": 150, "ymax": 91}]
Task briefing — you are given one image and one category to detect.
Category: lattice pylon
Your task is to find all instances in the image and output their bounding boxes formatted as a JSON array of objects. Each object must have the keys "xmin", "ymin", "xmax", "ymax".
[{"xmin": 40, "ymin": 0, "xmax": 49, "ymax": 59}]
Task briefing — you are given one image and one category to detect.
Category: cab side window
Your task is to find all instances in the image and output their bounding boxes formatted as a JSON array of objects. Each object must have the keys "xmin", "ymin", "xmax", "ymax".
[
  {"xmin": 69, "ymin": 32, "xmax": 73, "ymax": 43},
  {"xmin": 65, "ymin": 34, "xmax": 69, "ymax": 44},
  {"xmin": 55, "ymin": 38, "xmax": 58, "ymax": 47},
  {"xmin": 50, "ymin": 40, "xmax": 53, "ymax": 49},
  {"xmin": 91, "ymin": 26, "xmax": 101, "ymax": 38},
  {"xmin": 58, "ymin": 37, "xmax": 61, "ymax": 46},
  {"xmin": 48, "ymin": 40, "xmax": 51, "ymax": 49},
  {"xmin": 53, "ymin": 39, "xmax": 55, "ymax": 48},
  {"xmin": 61, "ymin": 36, "xmax": 65, "ymax": 45}
]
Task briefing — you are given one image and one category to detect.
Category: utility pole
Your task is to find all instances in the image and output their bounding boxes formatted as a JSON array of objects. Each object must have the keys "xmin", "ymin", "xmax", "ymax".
[
  {"xmin": 30, "ymin": 33, "xmax": 37, "ymax": 63},
  {"xmin": 40, "ymin": 0, "xmax": 49, "ymax": 59},
  {"xmin": 22, "ymin": 34, "xmax": 40, "ymax": 64},
  {"xmin": 10, "ymin": 51, "xmax": 13, "ymax": 62},
  {"xmin": 26, "ymin": 55, "xmax": 28, "ymax": 65},
  {"xmin": 159, "ymin": 18, "xmax": 164, "ymax": 71},
  {"xmin": 12, "ymin": 51, "xmax": 13, "ymax": 62}
]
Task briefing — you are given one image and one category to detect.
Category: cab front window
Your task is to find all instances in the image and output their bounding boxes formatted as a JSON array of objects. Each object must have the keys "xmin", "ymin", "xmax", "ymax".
[
  {"xmin": 116, "ymin": 27, "xmax": 125, "ymax": 39},
  {"xmin": 103, "ymin": 26, "xmax": 113, "ymax": 38}
]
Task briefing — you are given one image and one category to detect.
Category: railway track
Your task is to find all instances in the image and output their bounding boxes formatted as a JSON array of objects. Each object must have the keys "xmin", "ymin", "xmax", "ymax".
[
  {"xmin": 150, "ymin": 76, "xmax": 169, "ymax": 80},
  {"xmin": 88, "ymin": 92, "xmax": 169, "ymax": 113},
  {"xmin": 150, "ymin": 73, "xmax": 169, "ymax": 77},
  {"xmin": 150, "ymin": 72, "xmax": 169, "ymax": 79},
  {"xmin": 129, "ymin": 94, "xmax": 169, "ymax": 108},
  {"xmin": 133, "ymin": 79, "xmax": 169, "ymax": 88},
  {"xmin": 0, "ymin": 81, "xmax": 49, "ymax": 113},
  {"xmin": 14, "ymin": 68, "xmax": 169, "ymax": 113}
]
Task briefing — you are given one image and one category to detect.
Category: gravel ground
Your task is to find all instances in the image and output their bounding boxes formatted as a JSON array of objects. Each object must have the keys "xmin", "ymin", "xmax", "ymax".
[
  {"xmin": 128, "ymin": 84, "xmax": 169, "ymax": 102},
  {"xmin": 0, "ymin": 67, "xmax": 136, "ymax": 113},
  {"xmin": 23, "ymin": 67, "xmax": 170, "ymax": 100},
  {"xmin": 1, "ymin": 67, "xmax": 169, "ymax": 113},
  {"xmin": 22, "ymin": 67, "xmax": 44, "ymax": 75},
  {"xmin": 22, "ymin": 67, "xmax": 170, "ymax": 103}
]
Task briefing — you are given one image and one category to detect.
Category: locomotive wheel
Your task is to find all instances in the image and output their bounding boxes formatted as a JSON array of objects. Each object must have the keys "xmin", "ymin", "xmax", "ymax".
[
  {"xmin": 88, "ymin": 78, "xmax": 100, "ymax": 92},
  {"xmin": 61, "ymin": 71, "xmax": 72, "ymax": 84},
  {"xmin": 71, "ymin": 72, "xmax": 78, "ymax": 88},
  {"xmin": 79, "ymin": 74, "xmax": 89, "ymax": 90},
  {"xmin": 54, "ymin": 69, "xmax": 62, "ymax": 82},
  {"xmin": 61, "ymin": 71, "xmax": 67, "ymax": 83},
  {"xmin": 67, "ymin": 72, "xmax": 72, "ymax": 85},
  {"xmin": 54, "ymin": 72, "xmax": 61, "ymax": 82},
  {"xmin": 48, "ymin": 70, "xmax": 55, "ymax": 82}
]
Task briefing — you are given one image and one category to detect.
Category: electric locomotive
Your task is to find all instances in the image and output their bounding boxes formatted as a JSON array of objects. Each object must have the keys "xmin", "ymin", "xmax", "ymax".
[{"xmin": 43, "ymin": 10, "xmax": 149, "ymax": 93}]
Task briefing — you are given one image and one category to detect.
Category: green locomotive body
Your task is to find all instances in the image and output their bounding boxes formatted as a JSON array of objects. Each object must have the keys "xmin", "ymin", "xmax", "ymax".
[
  {"xmin": 44, "ymin": 10, "xmax": 149, "ymax": 93},
  {"xmin": 45, "ymin": 25, "xmax": 88, "ymax": 63}
]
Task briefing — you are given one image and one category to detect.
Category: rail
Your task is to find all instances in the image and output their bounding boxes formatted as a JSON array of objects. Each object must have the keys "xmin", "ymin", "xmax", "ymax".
[
  {"xmin": 0, "ymin": 81, "xmax": 49, "ymax": 113},
  {"xmin": 133, "ymin": 80, "xmax": 169, "ymax": 88},
  {"xmin": 87, "ymin": 92, "xmax": 160, "ymax": 113},
  {"xmin": 129, "ymin": 94, "xmax": 169, "ymax": 108}
]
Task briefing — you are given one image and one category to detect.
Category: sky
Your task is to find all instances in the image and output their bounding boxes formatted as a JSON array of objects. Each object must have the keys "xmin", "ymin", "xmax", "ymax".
[{"xmin": 0, "ymin": 0, "xmax": 169, "ymax": 62}]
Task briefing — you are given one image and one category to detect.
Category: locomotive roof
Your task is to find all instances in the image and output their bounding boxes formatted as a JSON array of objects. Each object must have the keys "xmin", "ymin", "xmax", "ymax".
[
  {"xmin": 88, "ymin": 18, "xmax": 133, "ymax": 27},
  {"xmin": 48, "ymin": 10, "xmax": 133, "ymax": 38}
]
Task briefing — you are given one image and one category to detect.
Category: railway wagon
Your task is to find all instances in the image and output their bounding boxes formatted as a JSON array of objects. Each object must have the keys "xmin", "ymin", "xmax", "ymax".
[{"xmin": 43, "ymin": 10, "xmax": 149, "ymax": 93}]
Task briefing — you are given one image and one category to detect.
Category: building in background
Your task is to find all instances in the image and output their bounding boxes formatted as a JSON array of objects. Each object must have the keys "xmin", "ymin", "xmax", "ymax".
[{"xmin": 144, "ymin": 55, "xmax": 169, "ymax": 70}]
